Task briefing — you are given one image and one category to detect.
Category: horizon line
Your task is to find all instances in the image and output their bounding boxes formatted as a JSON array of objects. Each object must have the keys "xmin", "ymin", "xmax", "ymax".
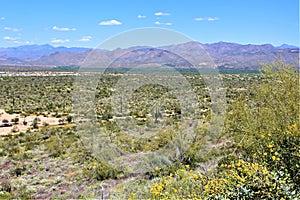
[{"xmin": 0, "ymin": 41, "xmax": 299, "ymax": 49}]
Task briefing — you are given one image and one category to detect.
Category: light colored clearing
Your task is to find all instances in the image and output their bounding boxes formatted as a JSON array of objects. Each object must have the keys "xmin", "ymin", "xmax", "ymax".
[{"xmin": 0, "ymin": 109, "xmax": 62, "ymax": 136}]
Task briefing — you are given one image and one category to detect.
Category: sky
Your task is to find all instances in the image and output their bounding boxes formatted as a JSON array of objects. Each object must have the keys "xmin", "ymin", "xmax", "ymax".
[{"xmin": 0, "ymin": 0, "xmax": 299, "ymax": 48}]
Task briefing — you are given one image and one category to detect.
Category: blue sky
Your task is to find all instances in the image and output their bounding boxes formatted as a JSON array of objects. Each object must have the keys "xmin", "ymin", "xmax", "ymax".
[{"xmin": 0, "ymin": 0, "xmax": 298, "ymax": 48}]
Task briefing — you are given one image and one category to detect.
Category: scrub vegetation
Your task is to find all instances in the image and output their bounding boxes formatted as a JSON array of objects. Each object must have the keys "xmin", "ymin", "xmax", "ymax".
[{"xmin": 0, "ymin": 61, "xmax": 299, "ymax": 199}]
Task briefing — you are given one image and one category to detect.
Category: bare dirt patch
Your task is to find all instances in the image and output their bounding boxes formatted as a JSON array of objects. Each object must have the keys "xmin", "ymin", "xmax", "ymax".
[{"xmin": 0, "ymin": 109, "xmax": 62, "ymax": 135}]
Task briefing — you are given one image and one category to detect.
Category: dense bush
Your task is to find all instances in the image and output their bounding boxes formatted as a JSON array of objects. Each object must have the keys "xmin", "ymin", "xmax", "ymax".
[
  {"xmin": 142, "ymin": 160, "xmax": 298, "ymax": 200},
  {"xmin": 226, "ymin": 61, "xmax": 300, "ymax": 189}
]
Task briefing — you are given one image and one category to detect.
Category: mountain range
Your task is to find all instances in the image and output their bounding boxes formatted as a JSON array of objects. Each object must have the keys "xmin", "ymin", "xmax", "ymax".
[{"xmin": 0, "ymin": 42, "xmax": 298, "ymax": 70}]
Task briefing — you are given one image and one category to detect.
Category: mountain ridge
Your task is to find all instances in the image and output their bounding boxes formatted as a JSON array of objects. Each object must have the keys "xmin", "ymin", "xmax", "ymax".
[
  {"xmin": 0, "ymin": 42, "xmax": 298, "ymax": 70},
  {"xmin": 0, "ymin": 45, "xmax": 91, "ymax": 60}
]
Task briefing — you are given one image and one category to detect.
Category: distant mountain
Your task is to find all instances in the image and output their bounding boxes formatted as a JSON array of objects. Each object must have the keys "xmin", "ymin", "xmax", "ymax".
[
  {"xmin": 0, "ymin": 44, "xmax": 91, "ymax": 60},
  {"xmin": 32, "ymin": 51, "xmax": 90, "ymax": 66},
  {"xmin": 0, "ymin": 56, "xmax": 25, "ymax": 64},
  {"xmin": 276, "ymin": 44, "xmax": 299, "ymax": 49},
  {"xmin": 199, "ymin": 42, "xmax": 299, "ymax": 69},
  {"xmin": 0, "ymin": 42, "xmax": 298, "ymax": 70},
  {"xmin": 109, "ymin": 48, "xmax": 190, "ymax": 68},
  {"xmin": 163, "ymin": 41, "xmax": 298, "ymax": 69}
]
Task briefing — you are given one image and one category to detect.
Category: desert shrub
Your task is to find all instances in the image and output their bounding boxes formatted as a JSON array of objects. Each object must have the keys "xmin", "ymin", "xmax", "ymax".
[
  {"xmin": 226, "ymin": 61, "xmax": 300, "ymax": 189},
  {"xmin": 11, "ymin": 125, "xmax": 19, "ymax": 133},
  {"xmin": 66, "ymin": 115, "xmax": 72, "ymax": 123},
  {"xmin": 32, "ymin": 118, "xmax": 39, "ymax": 129},
  {"xmin": 43, "ymin": 122, "xmax": 49, "ymax": 126},
  {"xmin": 6, "ymin": 109, "xmax": 14, "ymax": 114},
  {"xmin": 117, "ymin": 61, "xmax": 300, "ymax": 199},
  {"xmin": 0, "ymin": 192, "xmax": 14, "ymax": 199},
  {"xmin": 147, "ymin": 162, "xmax": 184, "ymax": 179},
  {"xmin": 2, "ymin": 119, "xmax": 9, "ymax": 123},
  {"xmin": 227, "ymin": 61, "xmax": 299, "ymax": 135},
  {"xmin": 58, "ymin": 118, "xmax": 65, "ymax": 125},
  {"xmin": 43, "ymin": 127, "xmax": 76, "ymax": 157},
  {"xmin": 0, "ymin": 62, "xmax": 298, "ymax": 198},
  {"xmin": 46, "ymin": 135, "xmax": 63, "ymax": 157},
  {"xmin": 11, "ymin": 117, "xmax": 19, "ymax": 124},
  {"xmin": 144, "ymin": 160, "xmax": 298, "ymax": 200},
  {"xmin": 0, "ymin": 179, "xmax": 11, "ymax": 193},
  {"xmin": 83, "ymin": 160, "xmax": 119, "ymax": 181}
]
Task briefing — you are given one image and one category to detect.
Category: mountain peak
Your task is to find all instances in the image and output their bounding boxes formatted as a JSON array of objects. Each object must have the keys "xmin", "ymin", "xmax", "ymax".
[{"xmin": 277, "ymin": 44, "xmax": 299, "ymax": 49}]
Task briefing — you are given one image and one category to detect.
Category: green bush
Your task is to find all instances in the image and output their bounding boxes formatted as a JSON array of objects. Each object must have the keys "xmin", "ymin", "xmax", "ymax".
[
  {"xmin": 144, "ymin": 160, "xmax": 298, "ymax": 200},
  {"xmin": 226, "ymin": 61, "xmax": 300, "ymax": 189},
  {"xmin": 83, "ymin": 160, "xmax": 119, "ymax": 181}
]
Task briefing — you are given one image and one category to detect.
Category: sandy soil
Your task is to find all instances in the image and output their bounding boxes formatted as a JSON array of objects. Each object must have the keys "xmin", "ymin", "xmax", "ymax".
[{"xmin": 0, "ymin": 109, "xmax": 62, "ymax": 135}]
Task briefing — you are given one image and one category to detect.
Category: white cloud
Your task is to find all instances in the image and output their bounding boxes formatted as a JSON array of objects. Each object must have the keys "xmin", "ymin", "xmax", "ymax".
[
  {"xmin": 0, "ymin": 17, "xmax": 5, "ymax": 20},
  {"xmin": 154, "ymin": 21, "xmax": 172, "ymax": 26},
  {"xmin": 137, "ymin": 15, "xmax": 146, "ymax": 19},
  {"xmin": 194, "ymin": 17, "xmax": 219, "ymax": 21},
  {"xmin": 99, "ymin": 19, "xmax": 122, "ymax": 26},
  {"xmin": 51, "ymin": 38, "xmax": 70, "ymax": 43},
  {"xmin": 4, "ymin": 27, "xmax": 21, "ymax": 32},
  {"xmin": 24, "ymin": 41, "xmax": 34, "ymax": 45},
  {"xmin": 52, "ymin": 26, "xmax": 76, "ymax": 31},
  {"xmin": 13, "ymin": 40, "xmax": 34, "ymax": 45},
  {"xmin": 194, "ymin": 18, "xmax": 205, "ymax": 21},
  {"xmin": 3, "ymin": 36, "xmax": 34, "ymax": 45},
  {"xmin": 3, "ymin": 36, "xmax": 20, "ymax": 41},
  {"xmin": 78, "ymin": 36, "xmax": 92, "ymax": 42},
  {"xmin": 207, "ymin": 17, "xmax": 219, "ymax": 21},
  {"xmin": 13, "ymin": 41, "xmax": 22, "ymax": 44},
  {"xmin": 154, "ymin": 12, "xmax": 170, "ymax": 16}
]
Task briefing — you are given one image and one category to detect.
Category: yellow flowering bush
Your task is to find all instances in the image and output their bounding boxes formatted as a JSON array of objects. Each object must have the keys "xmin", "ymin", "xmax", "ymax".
[
  {"xmin": 226, "ymin": 61, "xmax": 300, "ymax": 191},
  {"xmin": 149, "ymin": 166, "xmax": 206, "ymax": 199},
  {"xmin": 144, "ymin": 159, "xmax": 297, "ymax": 199}
]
